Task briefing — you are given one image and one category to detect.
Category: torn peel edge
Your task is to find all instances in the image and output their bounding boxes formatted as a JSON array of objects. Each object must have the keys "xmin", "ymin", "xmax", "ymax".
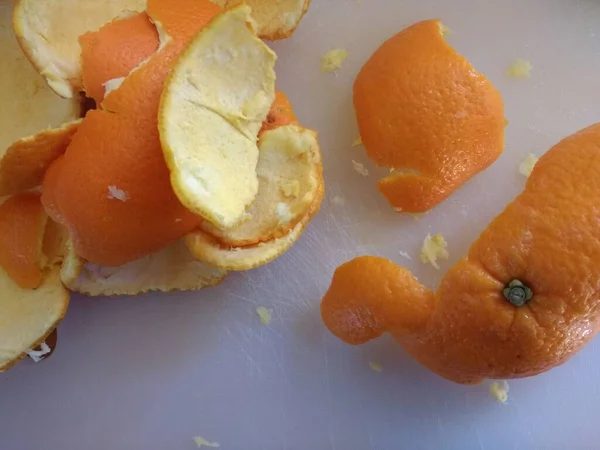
[
  {"xmin": 0, "ymin": 119, "xmax": 82, "ymax": 198},
  {"xmin": 198, "ymin": 125, "xmax": 323, "ymax": 247},
  {"xmin": 158, "ymin": 4, "xmax": 277, "ymax": 229},
  {"xmin": 60, "ymin": 239, "xmax": 227, "ymax": 297},
  {"xmin": 377, "ymin": 170, "xmax": 453, "ymax": 214},
  {"xmin": 186, "ymin": 179, "xmax": 324, "ymax": 271},
  {"xmin": 221, "ymin": 0, "xmax": 311, "ymax": 41},
  {"xmin": 0, "ymin": 266, "xmax": 69, "ymax": 371}
]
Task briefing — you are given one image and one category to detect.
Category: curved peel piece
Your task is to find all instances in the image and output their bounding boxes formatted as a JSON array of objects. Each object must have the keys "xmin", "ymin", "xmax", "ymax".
[
  {"xmin": 80, "ymin": 12, "xmax": 159, "ymax": 105},
  {"xmin": 353, "ymin": 19, "xmax": 504, "ymax": 213},
  {"xmin": 220, "ymin": 0, "xmax": 311, "ymax": 40},
  {"xmin": 61, "ymin": 239, "xmax": 226, "ymax": 296},
  {"xmin": 159, "ymin": 4, "xmax": 276, "ymax": 229},
  {"xmin": 0, "ymin": 120, "xmax": 81, "ymax": 197},
  {"xmin": 186, "ymin": 180, "xmax": 324, "ymax": 271},
  {"xmin": 13, "ymin": 0, "xmax": 147, "ymax": 97},
  {"xmin": 0, "ymin": 193, "xmax": 48, "ymax": 289},
  {"xmin": 42, "ymin": 0, "xmax": 222, "ymax": 267},
  {"xmin": 1, "ymin": 1, "xmax": 80, "ymax": 192},
  {"xmin": 201, "ymin": 125, "xmax": 322, "ymax": 246},
  {"xmin": 0, "ymin": 267, "xmax": 69, "ymax": 371}
]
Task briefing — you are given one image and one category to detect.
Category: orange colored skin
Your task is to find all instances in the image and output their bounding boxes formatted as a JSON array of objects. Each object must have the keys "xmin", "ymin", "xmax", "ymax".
[
  {"xmin": 0, "ymin": 193, "xmax": 47, "ymax": 289},
  {"xmin": 80, "ymin": 13, "xmax": 159, "ymax": 105},
  {"xmin": 353, "ymin": 20, "xmax": 505, "ymax": 213},
  {"xmin": 260, "ymin": 91, "xmax": 298, "ymax": 134},
  {"xmin": 322, "ymin": 123, "xmax": 600, "ymax": 384},
  {"xmin": 42, "ymin": 0, "xmax": 222, "ymax": 266}
]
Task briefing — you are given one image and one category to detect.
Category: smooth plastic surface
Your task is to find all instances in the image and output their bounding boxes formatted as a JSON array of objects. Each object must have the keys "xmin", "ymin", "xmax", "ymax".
[{"xmin": 3, "ymin": 1, "xmax": 600, "ymax": 448}]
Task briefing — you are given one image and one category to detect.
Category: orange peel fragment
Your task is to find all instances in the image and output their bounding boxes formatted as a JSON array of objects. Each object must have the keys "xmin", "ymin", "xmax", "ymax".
[
  {"xmin": 353, "ymin": 19, "xmax": 505, "ymax": 213},
  {"xmin": 61, "ymin": 239, "xmax": 226, "ymax": 296},
  {"xmin": 210, "ymin": 0, "xmax": 310, "ymax": 40},
  {"xmin": 13, "ymin": 0, "xmax": 147, "ymax": 97},
  {"xmin": 159, "ymin": 4, "xmax": 276, "ymax": 229},
  {"xmin": 42, "ymin": 0, "xmax": 222, "ymax": 267}
]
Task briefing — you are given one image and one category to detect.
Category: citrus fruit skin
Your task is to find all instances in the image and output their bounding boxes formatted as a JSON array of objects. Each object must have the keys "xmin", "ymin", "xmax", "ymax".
[
  {"xmin": 158, "ymin": 4, "xmax": 276, "ymax": 230},
  {"xmin": 260, "ymin": 91, "xmax": 298, "ymax": 134},
  {"xmin": 0, "ymin": 192, "xmax": 47, "ymax": 289},
  {"xmin": 353, "ymin": 19, "xmax": 505, "ymax": 213},
  {"xmin": 13, "ymin": 0, "xmax": 147, "ymax": 98},
  {"xmin": 0, "ymin": 266, "xmax": 69, "ymax": 372},
  {"xmin": 322, "ymin": 123, "xmax": 600, "ymax": 384},
  {"xmin": 220, "ymin": 0, "xmax": 311, "ymax": 40},
  {"xmin": 80, "ymin": 12, "xmax": 159, "ymax": 105},
  {"xmin": 42, "ymin": 0, "xmax": 222, "ymax": 266}
]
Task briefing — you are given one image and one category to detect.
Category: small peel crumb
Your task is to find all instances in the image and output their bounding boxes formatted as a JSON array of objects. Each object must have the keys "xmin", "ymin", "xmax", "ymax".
[
  {"xmin": 489, "ymin": 380, "xmax": 510, "ymax": 404},
  {"xmin": 507, "ymin": 58, "xmax": 532, "ymax": 78},
  {"xmin": 369, "ymin": 361, "xmax": 383, "ymax": 372},
  {"xmin": 26, "ymin": 342, "xmax": 51, "ymax": 363},
  {"xmin": 519, "ymin": 153, "xmax": 538, "ymax": 178},
  {"xmin": 331, "ymin": 195, "xmax": 346, "ymax": 206},
  {"xmin": 321, "ymin": 48, "xmax": 349, "ymax": 73},
  {"xmin": 352, "ymin": 160, "xmax": 369, "ymax": 176},
  {"xmin": 107, "ymin": 185, "xmax": 129, "ymax": 202},
  {"xmin": 352, "ymin": 136, "xmax": 363, "ymax": 147},
  {"xmin": 256, "ymin": 306, "xmax": 273, "ymax": 325},
  {"xmin": 399, "ymin": 251, "xmax": 411, "ymax": 260},
  {"xmin": 420, "ymin": 233, "xmax": 449, "ymax": 269},
  {"xmin": 194, "ymin": 436, "xmax": 220, "ymax": 448}
]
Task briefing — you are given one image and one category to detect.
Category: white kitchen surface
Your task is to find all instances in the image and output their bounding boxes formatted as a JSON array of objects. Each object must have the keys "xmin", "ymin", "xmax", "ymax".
[{"xmin": 3, "ymin": 0, "xmax": 600, "ymax": 449}]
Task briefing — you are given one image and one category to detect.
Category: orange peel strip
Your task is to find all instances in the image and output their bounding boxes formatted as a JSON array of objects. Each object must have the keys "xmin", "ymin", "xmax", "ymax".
[{"xmin": 0, "ymin": 192, "xmax": 48, "ymax": 289}]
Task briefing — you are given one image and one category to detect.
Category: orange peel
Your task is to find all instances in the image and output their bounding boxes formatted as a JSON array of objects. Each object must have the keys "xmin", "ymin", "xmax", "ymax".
[
  {"xmin": 260, "ymin": 91, "xmax": 298, "ymax": 134},
  {"xmin": 0, "ymin": 2, "xmax": 80, "ymax": 197},
  {"xmin": 60, "ymin": 239, "xmax": 226, "ymax": 296},
  {"xmin": 0, "ymin": 193, "xmax": 48, "ymax": 289},
  {"xmin": 215, "ymin": 0, "xmax": 311, "ymax": 40},
  {"xmin": 0, "ymin": 266, "xmax": 69, "ymax": 372},
  {"xmin": 80, "ymin": 12, "xmax": 159, "ymax": 105},
  {"xmin": 187, "ymin": 173, "xmax": 324, "ymax": 271},
  {"xmin": 0, "ymin": 120, "xmax": 81, "ymax": 197},
  {"xmin": 159, "ymin": 4, "xmax": 276, "ymax": 229},
  {"xmin": 200, "ymin": 125, "xmax": 322, "ymax": 246},
  {"xmin": 321, "ymin": 123, "xmax": 600, "ymax": 384},
  {"xmin": 0, "ymin": 193, "xmax": 69, "ymax": 371},
  {"xmin": 42, "ymin": 0, "xmax": 222, "ymax": 267},
  {"xmin": 353, "ymin": 19, "xmax": 504, "ymax": 213},
  {"xmin": 13, "ymin": 0, "xmax": 147, "ymax": 97}
]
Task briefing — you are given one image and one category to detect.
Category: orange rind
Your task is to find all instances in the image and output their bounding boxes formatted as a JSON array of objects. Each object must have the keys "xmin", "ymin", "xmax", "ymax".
[
  {"xmin": 1, "ymin": 1, "xmax": 80, "ymax": 197},
  {"xmin": 159, "ymin": 4, "xmax": 276, "ymax": 229},
  {"xmin": 353, "ymin": 19, "xmax": 504, "ymax": 213},
  {"xmin": 322, "ymin": 123, "xmax": 600, "ymax": 384},
  {"xmin": 0, "ymin": 193, "xmax": 69, "ymax": 371},
  {"xmin": 260, "ymin": 91, "xmax": 298, "ymax": 134},
  {"xmin": 80, "ymin": 12, "xmax": 159, "ymax": 105},
  {"xmin": 13, "ymin": 0, "xmax": 147, "ymax": 98},
  {"xmin": 0, "ymin": 193, "xmax": 48, "ymax": 289},
  {"xmin": 187, "ymin": 175, "xmax": 324, "ymax": 271},
  {"xmin": 61, "ymin": 239, "xmax": 226, "ymax": 297},
  {"xmin": 0, "ymin": 266, "xmax": 69, "ymax": 372},
  {"xmin": 200, "ymin": 125, "xmax": 322, "ymax": 246},
  {"xmin": 216, "ymin": 0, "xmax": 311, "ymax": 40},
  {"xmin": 0, "ymin": 120, "xmax": 81, "ymax": 197},
  {"xmin": 42, "ymin": 0, "xmax": 222, "ymax": 267}
]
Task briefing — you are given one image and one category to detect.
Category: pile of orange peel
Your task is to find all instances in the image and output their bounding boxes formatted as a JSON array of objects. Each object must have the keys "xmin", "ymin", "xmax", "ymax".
[
  {"xmin": 0, "ymin": 0, "xmax": 320, "ymax": 370},
  {"xmin": 4, "ymin": 0, "xmax": 586, "ymax": 389}
]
